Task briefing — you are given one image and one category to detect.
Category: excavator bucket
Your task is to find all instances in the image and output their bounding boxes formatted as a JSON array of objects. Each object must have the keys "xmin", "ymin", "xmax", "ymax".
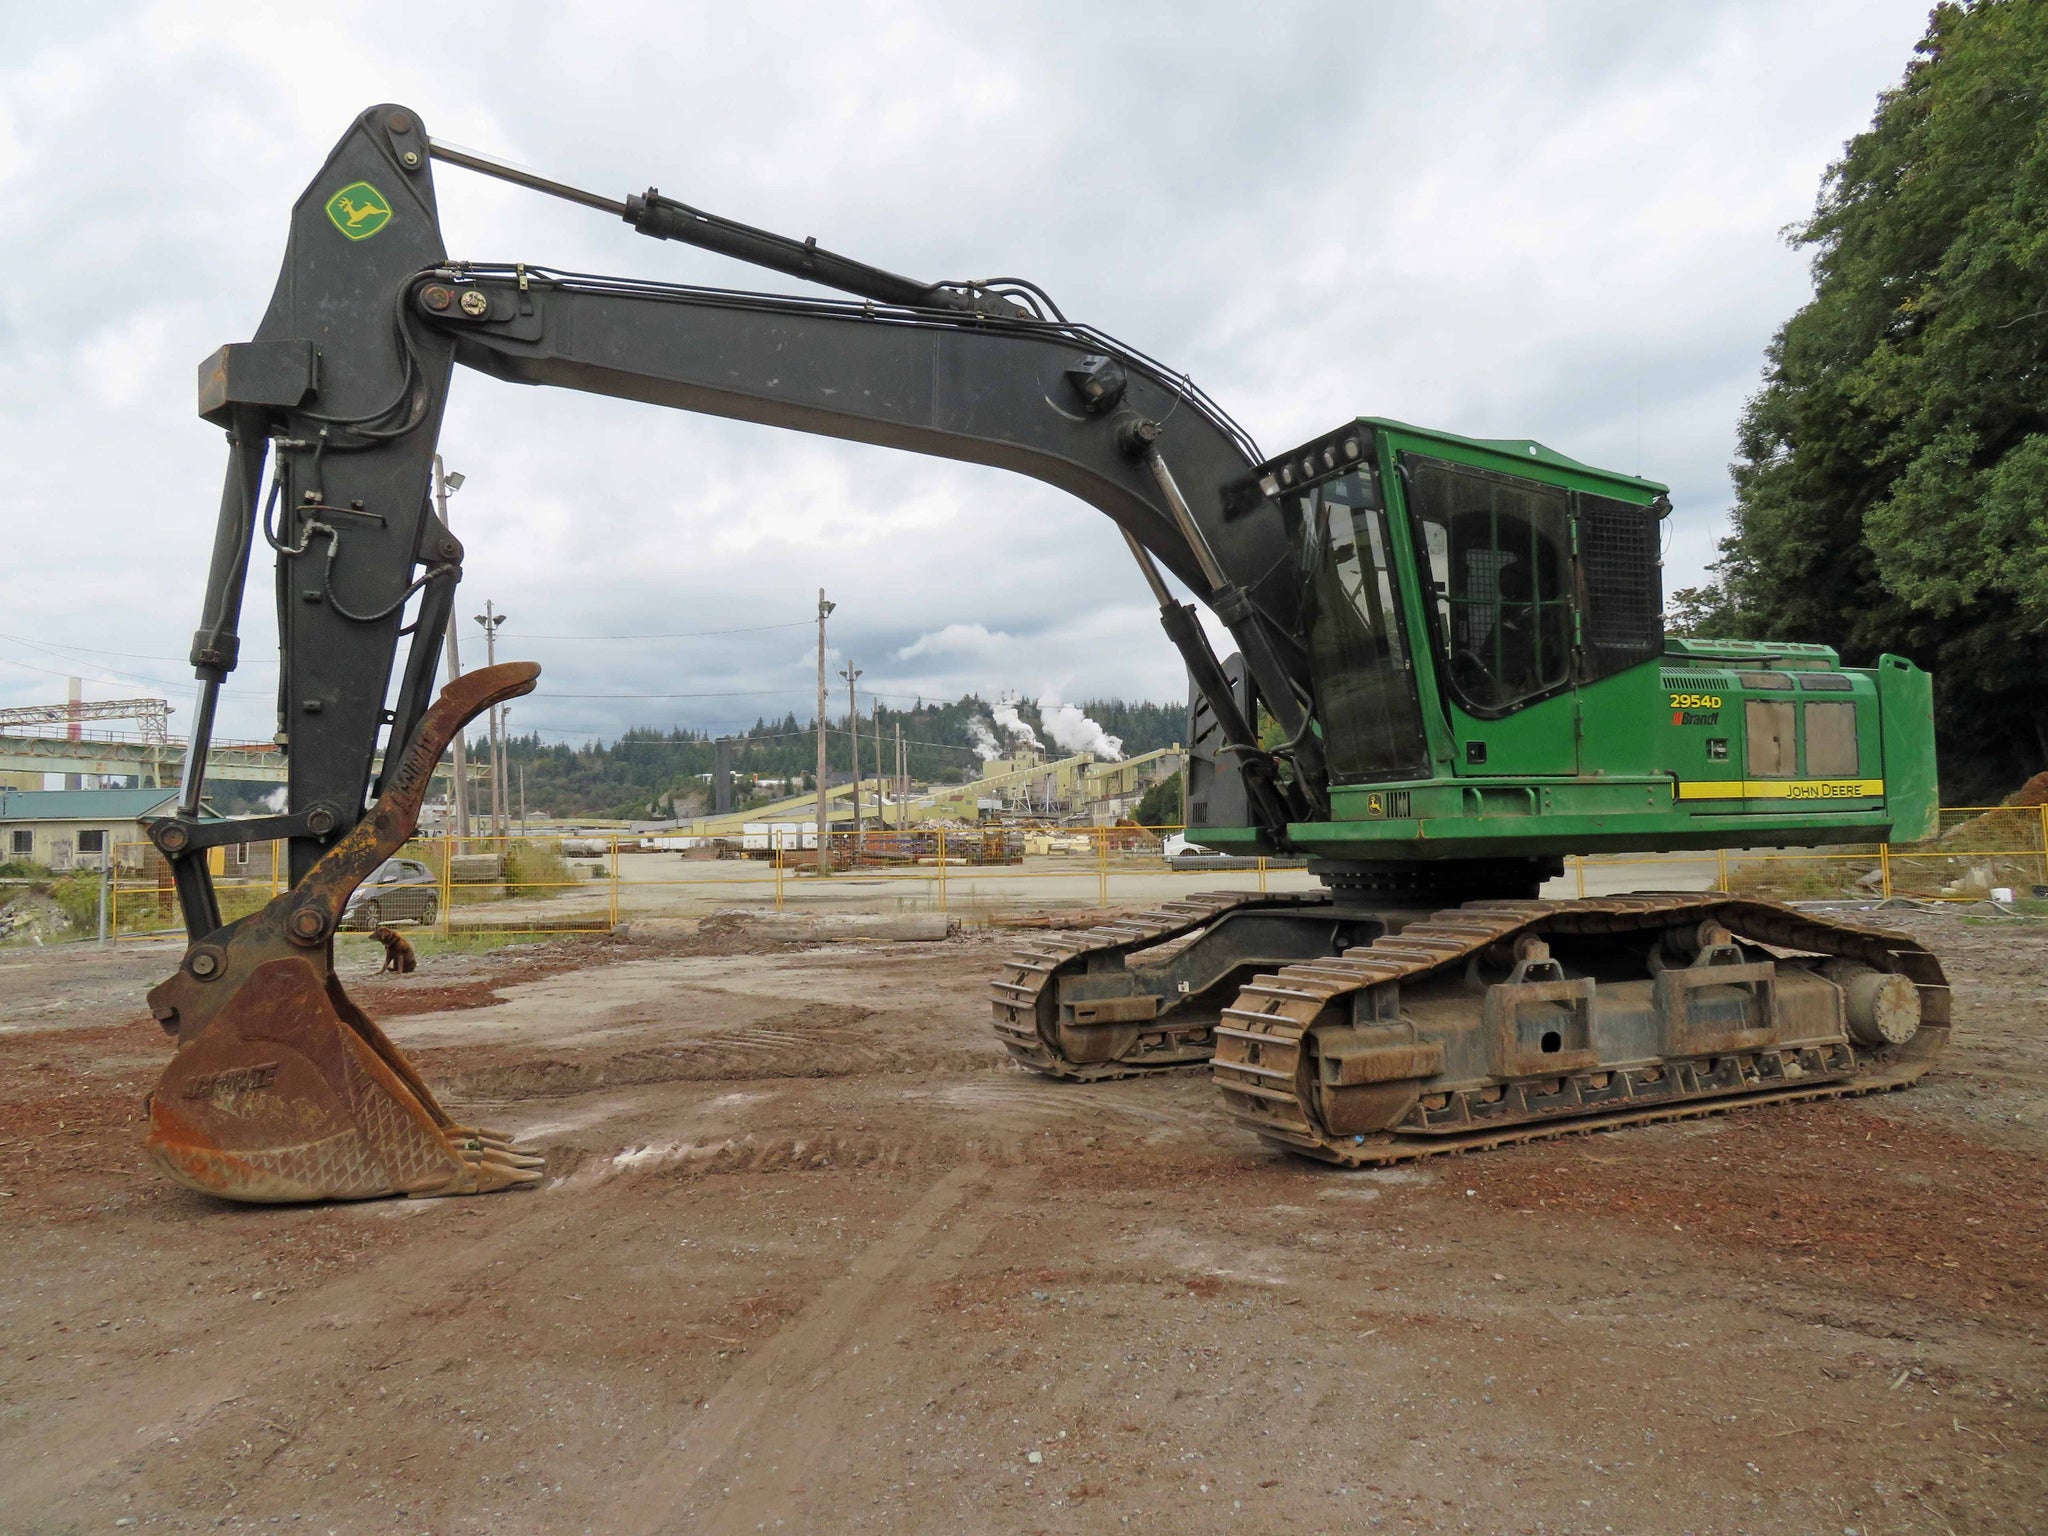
[{"xmin": 142, "ymin": 663, "xmax": 546, "ymax": 1203}]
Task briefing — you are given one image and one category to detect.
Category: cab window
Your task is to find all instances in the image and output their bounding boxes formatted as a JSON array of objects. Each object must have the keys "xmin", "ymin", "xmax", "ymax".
[
  {"xmin": 1406, "ymin": 458, "xmax": 1572, "ymax": 715},
  {"xmin": 1298, "ymin": 468, "xmax": 1431, "ymax": 781}
]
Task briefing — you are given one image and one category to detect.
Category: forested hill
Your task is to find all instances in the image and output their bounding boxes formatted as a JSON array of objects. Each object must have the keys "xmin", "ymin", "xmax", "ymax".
[{"xmin": 490, "ymin": 695, "xmax": 1186, "ymax": 819}]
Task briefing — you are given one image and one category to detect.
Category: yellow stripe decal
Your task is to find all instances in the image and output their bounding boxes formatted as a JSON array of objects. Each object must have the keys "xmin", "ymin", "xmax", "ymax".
[{"xmin": 1676, "ymin": 778, "xmax": 1884, "ymax": 802}]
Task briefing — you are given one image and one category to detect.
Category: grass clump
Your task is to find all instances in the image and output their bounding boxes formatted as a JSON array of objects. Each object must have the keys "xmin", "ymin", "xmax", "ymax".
[{"xmin": 503, "ymin": 840, "xmax": 575, "ymax": 900}]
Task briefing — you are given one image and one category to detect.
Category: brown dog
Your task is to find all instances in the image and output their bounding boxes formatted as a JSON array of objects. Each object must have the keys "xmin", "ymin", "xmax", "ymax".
[{"xmin": 371, "ymin": 924, "xmax": 418, "ymax": 974}]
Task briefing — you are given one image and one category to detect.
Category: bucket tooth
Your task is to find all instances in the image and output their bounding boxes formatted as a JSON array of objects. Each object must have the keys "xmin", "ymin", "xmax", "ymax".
[{"xmin": 143, "ymin": 662, "xmax": 545, "ymax": 1205}]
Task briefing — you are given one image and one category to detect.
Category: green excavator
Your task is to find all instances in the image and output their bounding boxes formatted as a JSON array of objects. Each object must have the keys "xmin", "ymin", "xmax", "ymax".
[
  {"xmin": 143, "ymin": 106, "xmax": 1945, "ymax": 1201},
  {"xmin": 988, "ymin": 418, "xmax": 1945, "ymax": 1164}
]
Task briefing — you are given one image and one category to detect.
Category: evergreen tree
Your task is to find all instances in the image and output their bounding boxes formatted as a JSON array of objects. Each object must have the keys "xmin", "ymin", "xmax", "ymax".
[{"xmin": 1680, "ymin": 0, "xmax": 2048, "ymax": 801}]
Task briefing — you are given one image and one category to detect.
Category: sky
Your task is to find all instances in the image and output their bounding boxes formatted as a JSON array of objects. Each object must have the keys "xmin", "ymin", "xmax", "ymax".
[{"xmin": 0, "ymin": 0, "xmax": 1937, "ymax": 754}]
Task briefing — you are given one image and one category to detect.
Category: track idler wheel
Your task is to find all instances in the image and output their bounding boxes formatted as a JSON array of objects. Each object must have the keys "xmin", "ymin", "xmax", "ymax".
[{"xmin": 143, "ymin": 663, "xmax": 546, "ymax": 1204}]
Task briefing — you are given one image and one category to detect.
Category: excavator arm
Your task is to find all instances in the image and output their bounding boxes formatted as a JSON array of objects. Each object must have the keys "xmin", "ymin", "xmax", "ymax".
[
  {"xmin": 173, "ymin": 106, "xmax": 1322, "ymax": 903},
  {"xmin": 145, "ymin": 103, "xmax": 1318, "ymax": 1202}
]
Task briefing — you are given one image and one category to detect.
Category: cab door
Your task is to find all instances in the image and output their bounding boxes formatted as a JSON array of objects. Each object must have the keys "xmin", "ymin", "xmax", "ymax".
[{"xmin": 1407, "ymin": 462, "xmax": 1578, "ymax": 776}]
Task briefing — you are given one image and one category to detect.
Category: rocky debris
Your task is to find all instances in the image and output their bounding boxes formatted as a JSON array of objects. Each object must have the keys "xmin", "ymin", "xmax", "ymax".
[{"xmin": 0, "ymin": 891, "xmax": 73, "ymax": 945}]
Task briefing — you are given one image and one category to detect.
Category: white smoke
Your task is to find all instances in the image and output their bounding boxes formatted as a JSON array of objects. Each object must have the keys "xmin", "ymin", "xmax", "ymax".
[
  {"xmin": 966, "ymin": 717, "xmax": 1002, "ymax": 762},
  {"xmin": 990, "ymin": 700, "xmax": 1041, "ymax": 752},
  {"xmin": 1036, "ymin": 691, "xmax": 1124, "ymax": 760},
  {"xmin": 262, "ymin": 786, "xmax": 288, "ymax": 812}
]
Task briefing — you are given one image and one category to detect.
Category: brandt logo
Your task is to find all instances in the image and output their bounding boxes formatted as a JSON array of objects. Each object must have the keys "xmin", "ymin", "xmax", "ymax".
[
  {"xmin": 181, "ymin": 1063, "xmax": 280, "ymax": 1102},
  {"xmin": 1674, "ymin": 709, "xmax": 1720, "ymax": 727}
]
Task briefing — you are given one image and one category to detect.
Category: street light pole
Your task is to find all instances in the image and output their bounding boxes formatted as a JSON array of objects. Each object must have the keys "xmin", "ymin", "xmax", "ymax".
[
  {"xmin": 434, "ymin": 456, "xmax": 470, "ymax": 845},
  {"xmin": 474, "ymin": 601, "xmax": 507, "ymax": 837}
]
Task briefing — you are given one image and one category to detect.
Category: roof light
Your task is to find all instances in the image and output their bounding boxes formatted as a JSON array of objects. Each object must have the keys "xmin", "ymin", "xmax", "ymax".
[
  {"xmin": 1258, "ymin": 474, "xmax": 1281, "ymax": 497},
  {"xmin": 1342, "ymin": 438, "xmax": 1361, "ymax": 460}
]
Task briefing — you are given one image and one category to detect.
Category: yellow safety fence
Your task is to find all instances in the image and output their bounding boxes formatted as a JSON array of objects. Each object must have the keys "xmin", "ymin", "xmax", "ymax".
[{"xmin": 100, "ymin": 803, "xmax": 2048, "ymax": 941}]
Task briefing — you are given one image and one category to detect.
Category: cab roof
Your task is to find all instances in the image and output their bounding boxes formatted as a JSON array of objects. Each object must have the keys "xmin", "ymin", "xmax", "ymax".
[{"xmin": 1358, "ymin": 416, "xmax": 1670, "ymax": 497}]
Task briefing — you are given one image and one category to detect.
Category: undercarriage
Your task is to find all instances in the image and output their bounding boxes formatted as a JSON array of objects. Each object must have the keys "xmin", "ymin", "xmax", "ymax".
[{"xmin": 989, "ymin": 882, "xmax": 1947, "ymax": 1163}]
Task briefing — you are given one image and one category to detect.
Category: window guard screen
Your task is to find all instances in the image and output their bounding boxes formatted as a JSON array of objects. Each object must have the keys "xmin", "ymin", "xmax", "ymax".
[
  {"xmin": 1574, "ymin": 490, "xmax": 1663, "ymax": 680},
  {"xmin": 1746, "ymin": 700, "xmax": 1797, "ymax": 777},
  {"xmin": 1804, "ymin": 702, "xmax": 1860, "ymax": 777}
]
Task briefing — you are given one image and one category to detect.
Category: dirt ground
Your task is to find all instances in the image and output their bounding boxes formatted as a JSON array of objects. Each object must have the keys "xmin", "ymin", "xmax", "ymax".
[{"xmin": 1, "ymin": 907, "xmax": 2044, "ymax": 1535}]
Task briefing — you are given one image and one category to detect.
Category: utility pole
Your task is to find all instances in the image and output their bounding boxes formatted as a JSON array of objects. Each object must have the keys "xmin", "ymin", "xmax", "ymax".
[
  {"xmin": 839, "ymin": 660, "xmax": 864, "ymax": 834},
  {"xmin": 434, "ymin": 456, "xmax": 469, "ymax": 844},
  {"xmin": 519, "ymin": 763, "xmax": 527, "ymax": 836},
  {"xmin": 499, "ymin": 706, "xmax": 513, "ymax": 840},
  {"xmin": 814, "ymin": 589, "xmax": 834, "ymax": 873},
  {"xmin": 474, "ymin": 600, "xmax": 507, "ymax": 837},
  {"xmin": 895, "ymin": 721, "xmax": 905, "ymax": 827}
]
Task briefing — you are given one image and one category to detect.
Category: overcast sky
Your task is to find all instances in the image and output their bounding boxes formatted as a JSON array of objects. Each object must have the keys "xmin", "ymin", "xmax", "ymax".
[{"xmin": 0, "ymin": 0, "xmax": 1934, "ymax": 752}]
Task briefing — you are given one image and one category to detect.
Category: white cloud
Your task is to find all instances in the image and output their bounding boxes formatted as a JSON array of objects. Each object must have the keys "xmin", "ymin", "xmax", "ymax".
[{"xmin": 895, "ymin": 624, "xmax": 1013, "ymax": 662}]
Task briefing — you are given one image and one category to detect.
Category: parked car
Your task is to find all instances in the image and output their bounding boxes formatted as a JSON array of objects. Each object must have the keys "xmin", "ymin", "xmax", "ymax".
[
  {"xmin": 343, "ymin": 857, "xmax": 439, "ymax": 929},
  {"xmin": 1163, "ymin": 831, "xmax": 1242, "ymax": 869},
  {"xmin": 1161, "ymin": 832, "xmax": 1307, "ymax": 872}
]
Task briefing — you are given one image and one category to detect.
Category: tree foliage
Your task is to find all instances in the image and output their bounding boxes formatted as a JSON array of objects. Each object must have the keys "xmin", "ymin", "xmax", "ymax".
[
  {"xmin": 1132, "ymin": 770, "xmax": 1183, "ymax": 829},
  {"xmin": 1693, "ymin": 0, "xmax": 2048, "ymax": 801}
]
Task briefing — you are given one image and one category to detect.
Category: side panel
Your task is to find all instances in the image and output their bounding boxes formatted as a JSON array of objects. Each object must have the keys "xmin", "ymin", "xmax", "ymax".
[
  {"xmin": 1644, "ymin": 660, "xmax": 1742, "ymax": 810},
  {"xmin": 1447, "ymin": 693, "xmax": 1577, "ymax": 778},
  {"xmin": 1877, "ymin": 654, "xmax": 1939, "ymax": 841},
  {"xmin": 1185, "ymin": 653, "xmax": 1253, "ymax": 836}
]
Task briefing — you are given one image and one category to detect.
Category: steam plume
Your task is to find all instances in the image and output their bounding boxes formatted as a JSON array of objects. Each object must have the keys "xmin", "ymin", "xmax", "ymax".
[
  {"xmin": 966, "ymin": 717, "xmax": 1001, "ymax": 762},
  {"xmin": 1037, "ymin": 691, "xmax": 1124, "ymax": 760},
  {"xmin": 991, "ymin": 700, "xmax": 1042, "ymax": 751}
]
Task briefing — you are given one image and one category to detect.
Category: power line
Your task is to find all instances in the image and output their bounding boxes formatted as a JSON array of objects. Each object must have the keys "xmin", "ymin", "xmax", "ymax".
[
  {"xmin": 0, "ymin": 654, "xmax": 202, "ymax": 696},
  {"xmin": 539, "ymin": 687, "xmax": 818, "ymax": 700},
  {"xmin": 0, "ymin": 631, "xmax": 277, "ymax": 670},
  {"xmin": 536, "ymin": 684, "xmax": 967, "ymax": 704},
  {"xmin": 503, "ymin": 619, "xmax": 813, "ymax": 641}
]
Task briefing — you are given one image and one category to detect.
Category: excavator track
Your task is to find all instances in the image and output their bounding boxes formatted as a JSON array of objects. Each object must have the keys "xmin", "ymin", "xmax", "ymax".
[
  {"xmin": 989, "ymin": 890, "xmax": 1335, "ymax": 1079},
  {"xmin": 1210, "ymin": 892, "xmax": 1949, "ymax": 1166}
]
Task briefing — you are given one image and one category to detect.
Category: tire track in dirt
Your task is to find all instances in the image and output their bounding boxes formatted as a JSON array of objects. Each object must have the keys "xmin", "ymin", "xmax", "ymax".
[
  {"xmin": 558, "ymin": 1074, "xmax": 1226, "ymax": 1190},
  {"xmin": 608, "ymin": 1163, "xmax": 1004, "ymax": 1534},
  {"xmin": 427, "ymin": 1003, "xmax": 1003, "ymax": 1103},
  {"xmin": 4, "ymin": 1185, "xmax": 614, "ymax": 1524},
  {"xmin": 688, "ymin": 1172, "xmax": 1013, "ymax": 1536}
]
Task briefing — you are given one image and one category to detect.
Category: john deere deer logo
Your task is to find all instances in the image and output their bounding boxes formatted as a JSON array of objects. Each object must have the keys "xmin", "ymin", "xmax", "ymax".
[{"xmin": 324, "ymin": 181, "xmax": 393, "ymax": 241}]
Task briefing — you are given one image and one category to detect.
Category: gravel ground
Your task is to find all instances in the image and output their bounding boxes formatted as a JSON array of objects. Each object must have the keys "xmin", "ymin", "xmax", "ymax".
[{"xmin": 0, "ymin": 906, "xmax": 2042, "ymax": 1534}]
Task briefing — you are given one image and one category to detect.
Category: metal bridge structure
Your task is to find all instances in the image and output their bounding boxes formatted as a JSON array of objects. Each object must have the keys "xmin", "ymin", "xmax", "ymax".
[{"xmin": 0, "ymin": 699, "xmax": 472, "ymax": 793}]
